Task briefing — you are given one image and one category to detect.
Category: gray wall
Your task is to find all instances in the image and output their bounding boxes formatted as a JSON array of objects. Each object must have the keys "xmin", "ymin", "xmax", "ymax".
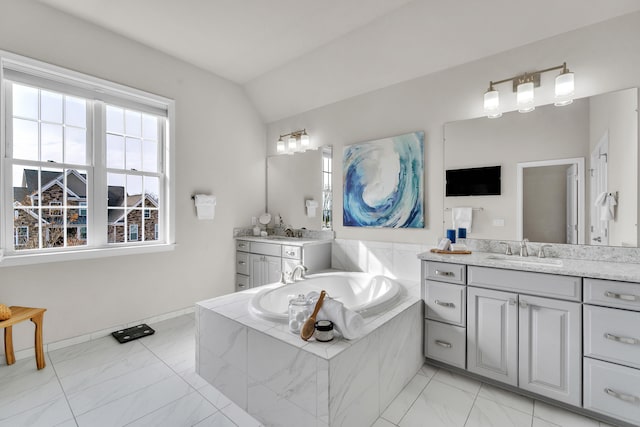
[{"xmin": 0, "ymin": 0, "xmax": 266, "ymax": 351}]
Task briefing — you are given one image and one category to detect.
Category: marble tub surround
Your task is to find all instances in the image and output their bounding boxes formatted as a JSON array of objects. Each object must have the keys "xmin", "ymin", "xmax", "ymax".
[
  {"xmin": 196, "ymin": 279, "xmax": 422, "ymax": 427},
  {"xmin": 418, "ymin": 245, "xmax": 640, "ymax": 282}
]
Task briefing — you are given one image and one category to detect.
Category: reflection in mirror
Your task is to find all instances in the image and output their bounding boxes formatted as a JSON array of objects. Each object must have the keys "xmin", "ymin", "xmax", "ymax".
[
  {"xmin": 444, "ymin": 88, "xmax": 638, "ymax": 247},
  {"xmin": 267, "ymin": 146, "xmax": 332, "ymax": 230}
]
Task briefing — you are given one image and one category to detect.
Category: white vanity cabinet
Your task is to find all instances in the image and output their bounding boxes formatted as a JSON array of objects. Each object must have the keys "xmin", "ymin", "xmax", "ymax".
[
  {"xmin": 583, "ymin": 278, "xmax": 640, "ymax": 425},
  {"xmin": 236, "ymin": 238, "xmax": 331, "ymax": 291},
  {"xmin": 467, "ymin": 267, "xmax": 582, "ymax": 406}
]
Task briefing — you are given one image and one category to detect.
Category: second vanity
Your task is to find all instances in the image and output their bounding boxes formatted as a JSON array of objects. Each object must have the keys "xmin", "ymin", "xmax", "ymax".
[{"xmin": 419, "ymin": 250, "xmax": 640, "ymax": 427}]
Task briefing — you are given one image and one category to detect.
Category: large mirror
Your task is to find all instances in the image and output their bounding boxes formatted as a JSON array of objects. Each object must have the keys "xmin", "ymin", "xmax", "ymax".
[
  {"xmin": 444, "ymin": 88, "xmax": 638, "ymax": 247},
  {"xmin": 267, "ymin": 146, "xmax": 333, "ymax": 230}
]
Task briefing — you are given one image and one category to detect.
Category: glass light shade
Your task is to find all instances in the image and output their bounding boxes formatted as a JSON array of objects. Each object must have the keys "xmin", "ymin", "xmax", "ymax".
[
  {"xmin": 300, "ymin": 131, "xmax": 310, "ymax": 148},
  {"xmin": 288, "ymin": 135, "xmax": 298, "ymax": 152},
  {"xmin": 517, "ymin": 81, "xmax": 535, "ymax": 113},
  {"xmin": 554, "ymin": 71, "xmax": 575, "ymax": 106},
  {"xmin": 276, "ymin": 138, "xmax": 285, "ymax": 153},
  {"xmin": 483, "ymin": 89, "xmax": 502, "ymax": 118}
]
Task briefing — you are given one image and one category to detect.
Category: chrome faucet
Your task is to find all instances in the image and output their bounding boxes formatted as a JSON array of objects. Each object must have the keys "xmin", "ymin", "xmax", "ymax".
[
  {"xmin": 537, "ymin": 244, "xmax": 552, "ymax": 258},
  {"xmin": 291, "ymin": 264, "xmax": 308, "ymax": 281},
  {"xmin": 519, "ymin": 239, "xmax": 529, "ymax": 257},
  {"xmin": 499, "ymin": 241, "xmax": 513, "ymax": 255}
]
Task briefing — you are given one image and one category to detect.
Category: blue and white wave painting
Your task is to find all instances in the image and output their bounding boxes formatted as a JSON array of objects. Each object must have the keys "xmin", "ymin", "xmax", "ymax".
[{"xmin": 343, "ymin": 131, "xmax": 424, "ymax": 228}]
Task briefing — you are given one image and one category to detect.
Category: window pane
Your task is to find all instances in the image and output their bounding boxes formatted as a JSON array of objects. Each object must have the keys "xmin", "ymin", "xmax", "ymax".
[
  {"xmin": 144, "ymin": 210, "xmax": 159, "ymax": 241},
  {"xmin": 126, "ymin": 175, "xmax": 142, "ymax": 206},
  {"xmin": 142, "ymin": 139, "xmax": 158, "ymax": 172},
  {"xmin": 144, "ymin": 176, "xmax": 159, "ymax": 207},
  {"xmin": 13, "ymin": 165, "xmax": 31, "ymax": 205},
  {"xmin": 142, "ymin": 114, "xmax": 158, "ymax": 140},
  {"xmin": 107, "ymin": 134, "xmax": 125, "ymax": 169},
  {"xmin": 106, "ymin": 105, "xmax": 124, "ymax": 134},
  {"xmin": 42, "ymin": 220, "xmax": 64, "ymax": 248},
  {"xmin": 14, "ymin": 211, "xmax": 36, "ymax": 250},
  {"xmin": 12, "ymin": 118, "xmax": 39, "ymax": 161},
  {"xmin": 41, "ymin": 91, "xmax": 63, "ymax": 123},
  {"xmin": 12, "ymin": 84, "xmax": 38, "ymax": 119},
  {"xmin": 107, "ymin": 209, "xmax": 125, "ymax": 243},
  {"xmin": 126, "ymin": 137, "xmax": 142, "ymax": 171},
  {"xmin": 66, "ymin": 168, "xmax": 87, "ymax": 209},
  {"xmin": 65, "ymin": 127, "xmax": 87, "ymax": 165},
  {"xmin": 125, "ymin": 110, "xmax": 141, "ymax": 137},
  {"xmin": 40, "ymin": 167, "xmax": 64, "ymax": 208},
  {"xmin": 128, "ymin": 218, "xmax": 141, "ymax": 242},
  {"xmin": 65, "ymin": 96, "xmax": 86, "ymax": 127},
  {"xmin": 41, "ymin": 123, "xmax": 63, "ymax": 163}
]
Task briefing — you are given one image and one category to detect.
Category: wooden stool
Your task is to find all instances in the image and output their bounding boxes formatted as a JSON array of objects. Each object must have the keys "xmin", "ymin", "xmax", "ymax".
[{"xmin": 0, "ymin": 306, "xmax": 46, "ymax": 370}]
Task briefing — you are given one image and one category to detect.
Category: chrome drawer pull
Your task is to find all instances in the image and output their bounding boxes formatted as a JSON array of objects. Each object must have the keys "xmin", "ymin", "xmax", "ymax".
[
  {"xmin": 605, "ymin": 291, "xmax": 639, "ymax": 302},
  {"xmin": 604, "ymin": 333, "xmax": 640, "ymax": 345},
  {"xmin": 238, "ymin": 261, "xmax": 246, "ymax": 265},
  {"xmin": 238, "ymin": 243, "xmax": 247, "ymax": 248},
  {"xmin": 435, "ymin": 270, "xmax": 454, "ymax": 277},
  {"xmin": 435, "ymin": 340, "xmax": 452, "ymax": 348},
  {"xmin": 285, "ymin": 251, "xmax": 296, "ymax": 256},
  {"xmin": 434, "ymin": 300, "xmax": 454, "ymax": 308},
  {"xmin": 605, "ymin": 388, "xmax": 640, "ymax": 404}
]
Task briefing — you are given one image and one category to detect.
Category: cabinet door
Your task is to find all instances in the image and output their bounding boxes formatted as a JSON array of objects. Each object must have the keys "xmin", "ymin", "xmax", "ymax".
[
  {"xmin": 518, "ymin": 295, "xmax": 581, "ymax": 406},
  {"xmin": 264, "ymin": 255, "xmax": 282, "ymax": 285},
  {"xmin": 249, "ymin": 254, "xmax": 265, "ymax": 288},
  {"xmin": 467, "ymin": 287, "xmax": 518, "ymax": 386}
]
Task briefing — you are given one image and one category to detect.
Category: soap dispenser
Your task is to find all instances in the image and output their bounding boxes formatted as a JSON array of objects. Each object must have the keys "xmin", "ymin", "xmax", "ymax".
[{"xmin": 252, "ymin": 217, "xmax": 260, "ymax": 236}]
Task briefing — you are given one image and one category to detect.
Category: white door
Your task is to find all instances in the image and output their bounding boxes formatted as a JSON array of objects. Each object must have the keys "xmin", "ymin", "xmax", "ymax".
[
  {"xmin": 566, "ymin": 165, "xmax": 578, "ymax": 244},
  {"xmin": 518, "ymin": 295, "xmax": 582, "ymax": 406},
  {"xmin": 590, "ymin": 133, "xmax": 609, "ymax": 245},
  {"xmin": 467, "ymin": 287, "xmax": 519, "ymax": 386}
]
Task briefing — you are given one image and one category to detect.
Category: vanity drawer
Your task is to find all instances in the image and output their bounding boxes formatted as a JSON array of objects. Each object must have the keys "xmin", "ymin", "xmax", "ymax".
[
  {"xmin": 584, "ymin": 278, "xmax": 640, "ymax": 311},
  {"xmin": 424, "ymin": 280, "xmax": 465, "ymax": 326},
  {"xmin": 468, "ymin": 266, "xmax": 581, "ymax": 301},
  {"xmin": 584, "ymin": 305, "xmax": 640, "ymax": 369},
  {"xmin": 425, "ymin": 320, "xmax": 466, "ymax": 369},
  {"xmin": 424, "ymin": 261, "xmax": 466, "ymax": 285},
  {"xmin": 236, "ymin": 239, "xmax": 251, "ymax": 252},
  {"xmin": 250, "ymin": 242, "xmax": 282, "ymax": 257},
  {"xmin": 584, "ymin": 357, "xmax": 640, "ymax": 425},
  {"xmin": 236, "ymin": 251, "xmax": 249, "ymax": 275},
  {"xmin": 236, "ymin": 274, "xmax": 250, "ymax": 292},
  {"xmin": 282, "ymin": 245, "xmax": 301, "ymax": 260}
]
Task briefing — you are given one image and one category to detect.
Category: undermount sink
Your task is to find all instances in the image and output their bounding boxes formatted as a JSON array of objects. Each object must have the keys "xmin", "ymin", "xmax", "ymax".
[{"xmin": 486, "ymin": 254, "xmax": 564, "ymax": 268}]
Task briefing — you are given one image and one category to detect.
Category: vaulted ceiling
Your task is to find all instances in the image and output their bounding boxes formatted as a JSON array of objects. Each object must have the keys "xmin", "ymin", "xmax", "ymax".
[{"xmin": 38, "ymin": 0, "xmax": 640, "ymax": 122}]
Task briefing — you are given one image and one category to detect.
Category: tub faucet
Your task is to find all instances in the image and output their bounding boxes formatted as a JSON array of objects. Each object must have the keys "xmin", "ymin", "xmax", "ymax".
[
  {"xmin": 291, "ymin": 264, "xmax": 308, "ymax": 281},
  {"xmin": 519, "ymin": 239, "xmax": 529, "ymax": 257}
]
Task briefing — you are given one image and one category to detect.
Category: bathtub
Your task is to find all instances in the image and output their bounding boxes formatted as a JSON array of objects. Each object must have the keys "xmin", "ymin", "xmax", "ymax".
[{"xmin": 249, "ymin": 271, "xmax": 403, "ymax": 322}]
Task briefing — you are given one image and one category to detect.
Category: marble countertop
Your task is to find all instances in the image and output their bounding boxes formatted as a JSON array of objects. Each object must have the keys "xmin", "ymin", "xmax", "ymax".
[
  {"xmin": 197, "ymin": 279, "xmax": 420, "ymax": 360},
  {"xmin": 235, "ymin": 235, "xmax": 332, "ymax": 246},
  {"xmin": 418, "ymin": 250, "xmax": 640, "ymax": 283}
]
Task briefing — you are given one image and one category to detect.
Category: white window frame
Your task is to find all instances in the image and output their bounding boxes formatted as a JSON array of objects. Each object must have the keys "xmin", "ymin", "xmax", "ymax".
[
  {"xmin": 129, "ymin": 224, "xmax": 139, "ymax": 241},
  {"xmin": 14, "ymin": 225, "xmax": 28, "ymax": 246},
  {"xmin": 79, "ymin": 201, "xmax": 87, "ymax": 217},
  {"xmin": 0, "ymin": 51, "xmax": 176, "ymax": 267}
]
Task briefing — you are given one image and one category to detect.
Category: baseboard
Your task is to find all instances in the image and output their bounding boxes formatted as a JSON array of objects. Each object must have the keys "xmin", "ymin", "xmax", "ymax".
[{"xmin": 0, "ymin": 306, "xmax": 195, "ymax": 365}]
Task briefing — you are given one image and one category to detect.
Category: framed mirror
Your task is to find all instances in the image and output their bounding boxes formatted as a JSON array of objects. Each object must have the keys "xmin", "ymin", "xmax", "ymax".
[
  {"xmin": 266, "ymin": 146, "xmax": 332, "ymax": 230},
  {"xmin": 444, "ymin": 88, "xmax": 638, "ymax": 247}
]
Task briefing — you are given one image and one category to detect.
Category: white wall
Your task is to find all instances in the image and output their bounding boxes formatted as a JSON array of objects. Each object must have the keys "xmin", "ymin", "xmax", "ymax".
[
  {"xmin": 0, "ymin": 0, "xmax": 266, "ymax": 352},
  {"xmin": 267, "ymin": 11, "xmax": 640, "ymax": 246}
]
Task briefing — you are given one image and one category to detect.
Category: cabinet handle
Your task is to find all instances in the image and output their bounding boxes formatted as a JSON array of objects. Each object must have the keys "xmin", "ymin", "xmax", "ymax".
[
  {"xmin": 238, "ymin": 243, "xmax": 247, "ymax": 248},
  {"xmin": 238, "ymin": 261, "xmax": 246, "ymax": 265},
  {"xmin": 605, "ymin": 388, "xmax": 640, "ymax": 404},
  {"xmin": 237, "ymin": 284, "xmax": 246, "ymax": 289},
  {"xmin": 605, "ymin": 291, "xmax": 639, "ymax": 302},
  {"xmin": 434, "ymin": 300, "xmax": 454, "ymax": 308},
  {"xmin": 285, "ymin": 251, "xmax": 296, "ymax": 256},
  {"xmin": 435, "ymin": 270, "xmax": 454, "ymax": 277},
  {"xmin": 435, "ymin": 340, "xmax": 452, "ymax": 348},
  {"xmin": 604, "ymin": 333, "xmax": 640, "ymax": 346}
]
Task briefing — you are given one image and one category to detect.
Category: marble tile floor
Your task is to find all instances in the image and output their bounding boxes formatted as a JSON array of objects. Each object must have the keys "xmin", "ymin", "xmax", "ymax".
[{"xmin": 0, "ymin": 313, "xmax": 617, "ymax": 427}]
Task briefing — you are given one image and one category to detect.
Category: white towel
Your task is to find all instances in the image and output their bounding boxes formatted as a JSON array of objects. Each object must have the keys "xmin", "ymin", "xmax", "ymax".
[
  {"xmin": 594, "ymin": 192, "xmax": 607, "ymax": 207},
  {"xmin": 452, "ymin": 207, "xmax": 473, "ymax": 233},
  {"xmin": 307, "ymin": 292, "xmax": 365, "ymax": 340},
  {"xmin": 602, "ymin": 193, "xmax": 617, "ymax": 221}
]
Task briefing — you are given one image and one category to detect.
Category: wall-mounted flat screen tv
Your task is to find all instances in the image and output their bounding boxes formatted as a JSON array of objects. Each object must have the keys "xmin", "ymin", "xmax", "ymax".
[{"xmin": 446, "ymin": 166, "xmax": 501, "ymax": 196}]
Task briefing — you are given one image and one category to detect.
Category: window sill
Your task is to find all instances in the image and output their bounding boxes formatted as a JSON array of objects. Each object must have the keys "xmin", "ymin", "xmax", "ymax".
[{"xmin": 0, "ymin": 243, "xmax": 176, "ymax": 268}]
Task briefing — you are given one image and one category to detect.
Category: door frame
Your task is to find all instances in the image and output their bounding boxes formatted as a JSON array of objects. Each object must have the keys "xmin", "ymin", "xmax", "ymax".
[{"xmin": 516, "ymin": 157, "xmax": 585, "ymax": 244}]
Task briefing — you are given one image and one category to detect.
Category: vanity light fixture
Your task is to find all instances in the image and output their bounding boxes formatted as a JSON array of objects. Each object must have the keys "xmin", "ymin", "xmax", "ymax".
[
  {"xmin": 483, "ymin": 62, "xmax": 575, "ymax": 118},
  {"xmin": 276, "ymin": 129, "xmax": 310, "ymax": 154}
]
